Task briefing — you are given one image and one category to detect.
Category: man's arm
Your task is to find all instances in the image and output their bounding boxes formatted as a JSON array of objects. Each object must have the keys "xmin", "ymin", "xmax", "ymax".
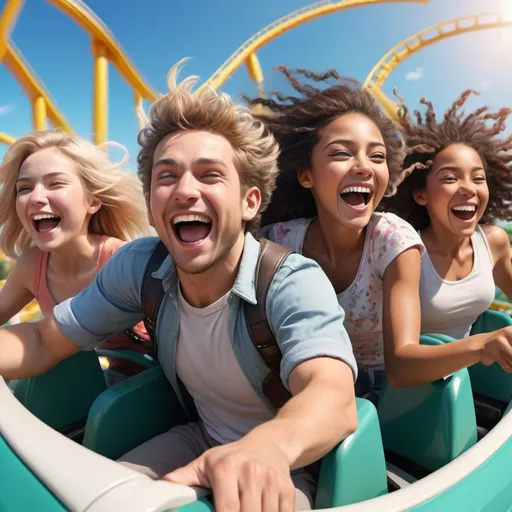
[
  {"xmin": 165, "ymin": 358, "xmax": 356, "ymax": 512},
  {"xmin": 0, "ymin": 315, "xmax": 79, "ymax": 380},
  {"xmin": 0, "ymin": 240, "xmax": 152, "ymax": 381},
  {"xmin": 241, "ymin": 357, "xmax": 357, "ymax": 469},
  {"xmin": 255, "ymin": 253, "xmax": 358, "ymax": 467}
]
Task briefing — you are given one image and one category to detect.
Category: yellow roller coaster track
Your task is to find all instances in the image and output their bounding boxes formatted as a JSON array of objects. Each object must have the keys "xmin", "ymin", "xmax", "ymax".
[
  {"xmin": 1, "ymin": 0, "xmax": 428, "ymax": 147},
  {"xmin": 0, "ymin": 0, "xmax": 158, "ymax": 146},
  {"xmin": 3, "ymin": 41, "xmax": 73, "ymax": 132},
  {"xmin": 205, "ymin": 0, "xmax": 428, "ymax": 91},
  {"xmin": 363, "ymin": 12, "xmax": 512, "ymax": 119}
]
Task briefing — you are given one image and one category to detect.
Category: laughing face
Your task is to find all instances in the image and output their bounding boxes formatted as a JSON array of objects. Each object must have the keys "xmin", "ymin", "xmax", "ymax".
[
  {"xmin": 146, "ymin": 130, "xmax": 260, "ymax": 275},
  {"xmin": 298, "ymin": 112, "xmax": 389, "ymax": 231},
  {"xmin": 414, "ymin": 144, "xmax": 489, "ymax": 238},
  {"xmin": 15, "ymin": 147, "xmax": 101, "ymax": 252}
]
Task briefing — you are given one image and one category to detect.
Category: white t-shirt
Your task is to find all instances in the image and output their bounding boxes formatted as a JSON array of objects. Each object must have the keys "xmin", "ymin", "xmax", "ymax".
[
  {"xmin": 176, "ymin": 288, "xmax": 272, "ymax": 444},
  {"xmin": 261, "ymin": 212, "xmax": 424, "ymax": 369}
]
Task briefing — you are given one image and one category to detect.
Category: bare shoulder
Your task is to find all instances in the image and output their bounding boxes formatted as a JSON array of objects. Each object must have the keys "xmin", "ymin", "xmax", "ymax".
[
  {"xmin": 12, "ymin": 246, "xmax": 40, "ymax": 277},
  {"xmin": 1, "ymin": 246, "xmax": 40, "ymax": 296},
  {"xmin": 481, "ymin": 224, "xmax": 510, "ymax": 257}
]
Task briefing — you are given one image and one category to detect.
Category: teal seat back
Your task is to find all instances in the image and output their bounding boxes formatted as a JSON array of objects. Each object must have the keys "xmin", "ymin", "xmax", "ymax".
[
  {"xmin": 377, "ymin": 335, "xmax": 477, "ymax": 472},
  {"xmin": 469, "ymin": 310, "xmax": 512, "ymax": 404},
  {"xmin": 84, "ymin": 371, "xmax": 389, "ymax": 509},
  {"xmin": 83, "ymin": 366, "xmax": 187, "ymax": 459},
  {"xmin": 12, "ymin": 351, "xmax": 107, "ymax": 432},
  {"xmin": 315, "ymin": 398, "xmax": 388, "ymax": 508}
]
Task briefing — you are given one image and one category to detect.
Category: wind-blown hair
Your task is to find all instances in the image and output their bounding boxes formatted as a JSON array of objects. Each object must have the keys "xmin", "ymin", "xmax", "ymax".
[
  {"xmin": 381, "ymin": 90, "xmax": 512, "ymax": 229},
  {"xmin": 0, "ymin": 130, "xmax": 151, "ymax": 258},
  {"xmin": 137, "ymin": 59, "xmax": 279, "ymax": 234},
  {"xmin": 243, "ymin": 67, "xmax": 405, "ymax": 226}
]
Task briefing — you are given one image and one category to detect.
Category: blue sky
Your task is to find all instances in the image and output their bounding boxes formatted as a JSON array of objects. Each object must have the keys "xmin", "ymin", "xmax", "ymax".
[{"xmin": 1, "ymin": 0, "xmax": 511, "ymax": 167}]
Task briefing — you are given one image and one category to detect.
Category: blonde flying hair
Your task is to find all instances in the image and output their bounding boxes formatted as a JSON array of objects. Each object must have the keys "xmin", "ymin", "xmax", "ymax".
[
  {"xmin": 137, "ymin": 59, "xmax": 280, "ymax": 233},
  {"xmin": 0, "ymin": 130, "xmax": 151, "ymax": 258}
]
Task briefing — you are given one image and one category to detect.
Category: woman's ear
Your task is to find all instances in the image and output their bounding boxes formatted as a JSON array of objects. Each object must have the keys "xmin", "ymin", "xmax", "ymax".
[
  {"xmin": 298, "ymin": 169, "xmax": 314, "ymax": 189},
  {"xmin": 413, "ymin": 188, "xmax": 428, "ymax": 206},
  {"xmin": 87, "ymin": 198, "xmax": 102, "ymax": 215}
]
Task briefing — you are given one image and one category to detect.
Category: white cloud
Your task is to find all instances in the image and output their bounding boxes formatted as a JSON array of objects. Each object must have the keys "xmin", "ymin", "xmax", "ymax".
[
  {"xmin": 405, "ymin": 67, "xmax": 424, "ymax": 81},
  {"xmin": 481, "ymin": 81, "xmax": 492, "ymax": 90},
  {"xmin": 0, "ymin": 104, "xmax": 13, "ymax": 116}
]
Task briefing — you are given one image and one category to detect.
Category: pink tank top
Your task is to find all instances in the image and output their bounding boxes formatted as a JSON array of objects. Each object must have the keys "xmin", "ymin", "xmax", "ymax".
[
  {"xmin": 32, "ymin": 236, "xmax": 151, "ymax": 376},
  {"xmin": 33, "ymin": 236, "xmax": 122, "ymax": 316}
]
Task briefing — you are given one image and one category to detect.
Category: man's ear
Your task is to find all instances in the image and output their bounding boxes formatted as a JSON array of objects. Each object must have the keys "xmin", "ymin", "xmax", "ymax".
[
  {"xmin": 242, "ymin": 186, "xmax": 262, "ymax": 223},
  {"xmin": 145, "ymin": 192, "xmax": 155, "ymax": 227},
  {"xmin": 297, "ymin": 168, "xmax": 314, "ymax": 189},
  {"xmin": 413, "ymin": 188, "xmax": 427, "ymax": 206}
]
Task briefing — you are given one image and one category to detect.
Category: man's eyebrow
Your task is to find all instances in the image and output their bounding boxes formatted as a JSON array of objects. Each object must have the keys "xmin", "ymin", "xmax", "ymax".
[
  {"xmin": 152, "ymin": 158, "xmax": 179, "ymax": 170},
  {"xmin": 152, "ymin": 157, "xmax": 229, "ymax": 170},
  {"xmin": 193, "ymin": 158, "xmax": 228, "ymax": 168}
]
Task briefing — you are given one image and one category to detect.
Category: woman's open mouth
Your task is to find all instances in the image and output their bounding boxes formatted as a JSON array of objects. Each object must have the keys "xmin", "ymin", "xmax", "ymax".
[
  {"xmin": 339, "ymin": 185, "xmax": 373, "ymax": 210},
  {"xmin": 171, "ymin": 213, "xmax": 212, "ymax": 245},
  {"xmin": 32, "ymin": 213, "xmax": 62, "ymax": 234},
  {"xmin": 451, "ymin": 204, "xmax": 477, "ymax": 221}
]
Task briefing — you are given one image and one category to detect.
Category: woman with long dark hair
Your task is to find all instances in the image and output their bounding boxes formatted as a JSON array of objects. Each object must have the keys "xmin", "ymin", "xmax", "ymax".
[{"xmin": 249, "ymin": 69, "xmax": 512, "ymax": 395}]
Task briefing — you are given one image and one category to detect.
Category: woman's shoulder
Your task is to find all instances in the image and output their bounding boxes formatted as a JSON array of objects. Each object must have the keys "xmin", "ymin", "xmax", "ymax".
[
  {"xmin": 479, "ymin": 224, "xmax": 510, "ymax": 261},
  {"xmin": 16, "ymin": 245, "xmax": 43, "ymax": 270},
  {"xmin": 101, "ymin": 236, "xmax": 126, "ymax": 250},
  {"xmin": 4, "ymin": 245, "xmax": 42, "ymax": 293},
  {"xmin": 98, "ymin": 236, "xmax": 127, "ymax": 267},
  {"xmin": 258, "ymin": 218, "xmax": 314, "ymax": 252},
  {"xmin": 370, "ymin": 211, "xmax": 422, "ymax": 242},
  {"xmin": 368, "ymin": 212, "xmax": 425, "ymax": 271}
]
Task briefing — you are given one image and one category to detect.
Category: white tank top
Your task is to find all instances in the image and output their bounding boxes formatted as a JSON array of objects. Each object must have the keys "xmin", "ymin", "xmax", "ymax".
[{"xmin": 419, "ymin": 225, "xmax": 495, "ymax": 339}]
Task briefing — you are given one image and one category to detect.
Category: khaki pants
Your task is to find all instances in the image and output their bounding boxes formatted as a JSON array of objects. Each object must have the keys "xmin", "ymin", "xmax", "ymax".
[{"xmin": 118, "ymin": 421, "xmax": 316, "ymax": 510}]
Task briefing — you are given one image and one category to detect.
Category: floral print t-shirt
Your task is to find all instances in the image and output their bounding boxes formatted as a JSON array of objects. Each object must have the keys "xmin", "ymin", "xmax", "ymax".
[{"xmin": 259, "ymin": 212, "xmax": 424, "ymax": 369}]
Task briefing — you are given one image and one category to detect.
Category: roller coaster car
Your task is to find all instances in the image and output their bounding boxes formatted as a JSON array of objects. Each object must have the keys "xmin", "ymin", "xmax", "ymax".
[{"xmin": 1, "ymin": 310, "xmax": 511, "ymax": 511}]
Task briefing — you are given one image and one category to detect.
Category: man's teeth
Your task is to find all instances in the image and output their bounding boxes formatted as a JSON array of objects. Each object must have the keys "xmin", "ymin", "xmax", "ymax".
[
  {"xmin": 452, "ymin": 205, "xmax": 476, "ymax": 212},
  {"xmin": 341, "ymin": 186, "xmax": 371, "ymax": 194},
  {"xmin": 33, "ymin": 214, "xmax": 59, "ymax": 220},
  {"xmin": 172, "ymin": 214, "xmax": 210, "ymax": 224}
]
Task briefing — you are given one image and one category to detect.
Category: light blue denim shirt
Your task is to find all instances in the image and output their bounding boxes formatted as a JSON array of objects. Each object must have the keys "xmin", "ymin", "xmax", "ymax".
[{"xmin": 54, "ymin": 233, "xmax": 357, "ymax": 418}]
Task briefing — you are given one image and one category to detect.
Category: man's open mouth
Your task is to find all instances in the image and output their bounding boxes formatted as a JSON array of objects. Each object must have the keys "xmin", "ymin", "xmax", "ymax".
[
  {"xmin": 32, "ymin": 213, "xmax": 61, "ymax": 233},
  {"xmin": 172, "ymin": 213, "xmax": 212, "ymax": 244},
  {"xmin": 451, "ymin": 204, "xmax": 477, "ymax": 221},
  {"xmin": 339, "ymin": 186, "xmax": 373, "ymax": 208}
]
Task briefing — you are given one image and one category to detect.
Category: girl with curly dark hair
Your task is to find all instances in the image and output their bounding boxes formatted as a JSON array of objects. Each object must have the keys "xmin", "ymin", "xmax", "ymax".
[
  {"xmin": 249, "ymin": 69, "xmax": 512, "ymax": 395},
  {"xmin": 382, "ymin": 91, "xmax": 512, "ymax": 365}
]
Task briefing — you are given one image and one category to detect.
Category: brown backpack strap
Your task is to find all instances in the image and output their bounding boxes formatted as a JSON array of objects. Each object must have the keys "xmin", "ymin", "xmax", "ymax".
[
  {"xmin": 125, "ymin": 240, "xmax": 168, "ymax": 355},
  {"xmin": 141, "ymin": 241, "xmax": 169, "ymax": 342},
  {"xmin": 245, "ymin": 238, "xmax": 293, "ymax": 410}
]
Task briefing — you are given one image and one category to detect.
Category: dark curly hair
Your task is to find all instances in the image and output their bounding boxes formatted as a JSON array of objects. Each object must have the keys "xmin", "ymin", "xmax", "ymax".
[
  {"xmin": 243, "ymin": 67, "xmax": 405, "ymax": 226},
  {"xmin": 381, "ymin": 89, "xmax": 512, "ymax": 230}
]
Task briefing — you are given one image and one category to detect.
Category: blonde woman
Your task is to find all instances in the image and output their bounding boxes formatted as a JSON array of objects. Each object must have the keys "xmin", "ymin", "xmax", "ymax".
[{"xmin": 0, "ymin": 130, "xmax": 152, "ymax": 383}]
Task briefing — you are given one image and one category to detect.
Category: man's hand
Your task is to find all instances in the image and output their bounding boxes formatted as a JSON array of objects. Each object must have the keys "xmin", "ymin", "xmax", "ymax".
[
  {"xmin": 480, "ymin": 326, "xmax": 512, "ymax": 372},
  {"xmin": 163, "ymin": 436, "xmax": 295, "ymax": 512},
  {"xmin": 162, "ymin": 357, "xmax": 356, "ymax": 511}
]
